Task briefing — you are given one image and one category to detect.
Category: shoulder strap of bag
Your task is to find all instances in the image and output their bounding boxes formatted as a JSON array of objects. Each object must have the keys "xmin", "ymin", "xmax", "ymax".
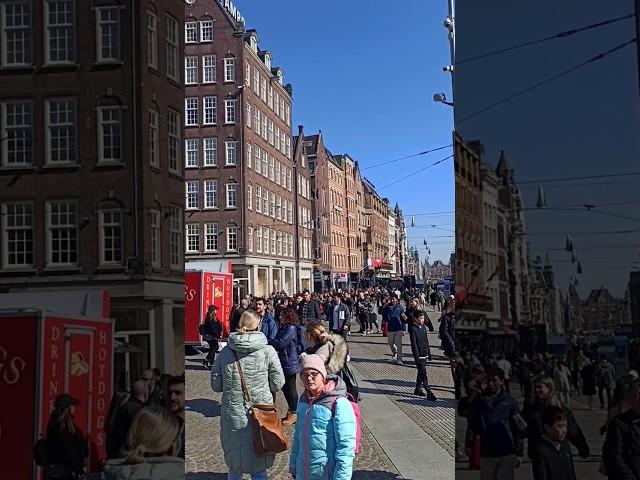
[{"xmin": 231, "ymin": 350, "xmax": 252, "ymax": 404}]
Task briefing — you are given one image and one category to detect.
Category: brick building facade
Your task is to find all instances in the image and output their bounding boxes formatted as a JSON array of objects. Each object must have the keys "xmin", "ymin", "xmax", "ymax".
[{"xmin": 0, "ymin": 0, "xmax": 186, "ymax": 388}]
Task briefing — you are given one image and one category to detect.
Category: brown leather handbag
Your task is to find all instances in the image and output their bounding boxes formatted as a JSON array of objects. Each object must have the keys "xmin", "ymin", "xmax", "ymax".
[{"xmin": 233, "ymin": 351, "xmax": 290, "ymax": 455}]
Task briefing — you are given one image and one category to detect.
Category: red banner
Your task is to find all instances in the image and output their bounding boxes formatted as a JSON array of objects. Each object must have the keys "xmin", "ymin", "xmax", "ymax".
[
  {"xmin": 0, "ymin": 315, "xmax": 38, "ymax": 480},
  {"xmin": 184, "ymin": 271, "xmax": 203, "ymax": 344},
  {"xmin": 40, "ymin": 317, "xmax": 113, "ymax": 472}
]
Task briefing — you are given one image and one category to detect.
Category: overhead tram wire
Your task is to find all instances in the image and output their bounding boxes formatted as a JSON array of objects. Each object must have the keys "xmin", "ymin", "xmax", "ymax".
[
  {"xmin": 456, "ymin": 38, "xmax": 636, "ymax": 124},
  {"xmin": 361, "ymin": 144, "xmax": 452, "ymax": 170},
  {"xmin": 377, "ymin": 154, "xmax": 453, "ymax": 191},
  {"xmin": 456, "ymin": 13, "xmax": 635, "ymax": 65},
  {"xmin": 516, "ymin": 171, "xmax": 640, "ymax": 185}
]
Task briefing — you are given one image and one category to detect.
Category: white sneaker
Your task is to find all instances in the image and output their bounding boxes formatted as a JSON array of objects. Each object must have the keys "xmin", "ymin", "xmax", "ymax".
[
  {"xmin": 392, "ymin": 354, "xmax": 397, "ymax": 361},
  {"xmin": 346, "ymin": 354, "xmax": 351, "ymax": 362}
]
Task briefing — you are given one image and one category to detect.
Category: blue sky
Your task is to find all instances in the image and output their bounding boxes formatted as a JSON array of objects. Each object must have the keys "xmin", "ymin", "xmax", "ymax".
[{"xmin": 236, "ymin": 0, "xmax": 455, "ymax": 264}]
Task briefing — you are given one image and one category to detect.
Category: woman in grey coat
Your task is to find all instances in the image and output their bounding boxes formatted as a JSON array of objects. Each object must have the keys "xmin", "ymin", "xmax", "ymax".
[{"xmin": 211, "ymin": 310, "xmax": 285, "ymax": 480}]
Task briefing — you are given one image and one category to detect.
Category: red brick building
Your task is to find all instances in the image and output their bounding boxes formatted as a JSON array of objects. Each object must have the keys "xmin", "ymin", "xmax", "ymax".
[
  {"xmin": 183, "ymin": 0, "xmax": 312, "ymax": 296},
  {"xmin": 0, "ymin": 0, "xmax": 186, "ymax": 388}
]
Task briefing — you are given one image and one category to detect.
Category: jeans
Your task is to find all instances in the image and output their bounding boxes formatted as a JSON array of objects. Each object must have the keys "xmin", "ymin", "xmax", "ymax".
[
  {"xmin": 480, "ymin": 455, "xmax": 515, "ymax": 480},
  {"xmin": 228, "ymin": 472, "xmax": 268, "ymax": 480},
  {"xmin": 282, "ymin": 374, "xmax": 298, "ymax": 413},
  {"xmin": 416, "ymin": 358, "xmax": 431, "ymax": 390},
  {"xmin": 388, "ymin": 331, "xmax": 403, "ymax": 360},
  {"xmin": 598, "ymin": 385, "xmax": 612, "ymax": 408},
  {"xmin": 358, "ymin": 313, "xmax": 368, "ymax": 332}
]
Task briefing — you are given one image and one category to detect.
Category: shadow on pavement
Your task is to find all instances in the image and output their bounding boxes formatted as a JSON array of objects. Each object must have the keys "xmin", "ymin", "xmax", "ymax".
[
  {"xmin": 186, "ymin": 473, "xmax": 227, "ymax": 480},
  {"xmin": 353, "ymin": 471, "xmax": 409, "ymax": 479},
  {"xmin": 186, "ymin": 398, "xmax": 221, "ymax": 417},
  {"xmin": 186, "ymin": 362, "xmax": 210, "ymax": 372},
  {"xmin": 397, "ymin": 397, "xmax": 457, "ymax": 409}
]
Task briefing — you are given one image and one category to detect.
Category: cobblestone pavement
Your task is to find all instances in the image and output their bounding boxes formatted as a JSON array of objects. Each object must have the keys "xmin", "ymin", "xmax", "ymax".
[
  {"xmin": 186, "ymin": 308, "xmax": 453, "ymax": 479},
  {"xmin": 455, "ymin": 384, "xmax": 608, "ymax": 479},
  {"xmin": 185, "ymin": 352, "xmax": 400, "ymax": 479},
  {"xmin": 347, "ymin": 310, "xmax": 456, "ymax": 458}
]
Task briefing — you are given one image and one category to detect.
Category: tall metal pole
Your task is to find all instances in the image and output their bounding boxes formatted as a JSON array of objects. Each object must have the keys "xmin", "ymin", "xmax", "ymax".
[
  {"xmin": 447, "ymin": 0, "xmax": 455, "ymax": 100},
  {"xmin": 636, "ymin": 0, "xmax": 640, "ymax": 97}
]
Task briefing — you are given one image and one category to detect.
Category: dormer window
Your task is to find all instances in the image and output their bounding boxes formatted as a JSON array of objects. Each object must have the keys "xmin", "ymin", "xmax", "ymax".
[
  {"xmin": 250, "ymin": 36, "xmax": 257, "ymax": 53},
  {"xmin": 277, "ymin": 70, "xmax": 283, "ymax": 85},
  {"xmin": 264, "ymin": 52, "xmax": 271, "ymax": 70}
]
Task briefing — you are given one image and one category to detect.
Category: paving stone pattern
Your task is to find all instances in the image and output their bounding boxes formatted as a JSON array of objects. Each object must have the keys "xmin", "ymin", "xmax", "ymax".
[{"xmin": 185, "ymin": 354, "xmax": 400, "ymax": 479}]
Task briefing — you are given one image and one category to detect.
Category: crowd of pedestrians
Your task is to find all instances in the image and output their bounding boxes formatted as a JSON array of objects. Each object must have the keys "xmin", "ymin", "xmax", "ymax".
[
  {"xmin": 206, "ymin": 285, "xmax": 452, "ymax": 479},
  {"xmin": 457, "ymin": 342, "xmax": 640, "ymax": 480},
  {"xmin": 36, "ymin": 369, "xmax": 186, "ymax": 480}
]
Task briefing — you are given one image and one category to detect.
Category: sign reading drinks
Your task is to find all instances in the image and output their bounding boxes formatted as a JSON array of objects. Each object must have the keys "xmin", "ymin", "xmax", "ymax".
[{"xmin": 218, "ymin": 0, "xmax": 245, "ymax": 25}]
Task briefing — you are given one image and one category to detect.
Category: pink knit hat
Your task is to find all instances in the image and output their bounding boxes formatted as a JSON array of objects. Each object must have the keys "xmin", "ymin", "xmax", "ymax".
[{"xmin": 299, "ymin": 353, "xmax": 327, "ymax": 379}]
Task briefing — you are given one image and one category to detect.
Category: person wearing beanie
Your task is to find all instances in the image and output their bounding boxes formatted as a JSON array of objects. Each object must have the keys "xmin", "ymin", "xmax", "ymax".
[{"xmin": 289, "ymin": 354, "xmax": 356, "ymax": 480}]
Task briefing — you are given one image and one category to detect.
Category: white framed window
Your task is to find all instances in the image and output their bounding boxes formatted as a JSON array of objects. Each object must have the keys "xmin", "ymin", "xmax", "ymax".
[
  {"xmin": 247, "ymin": 184, "xmax": 252, "ymax": 210},
  {"xmin": 45, "ymin": 0, "xmax": 75, "ymax": 64},
  {"xmin": 280, "ymin": 164, "xmax": 287, "ymax": 186},
  {"xmin": 262, "ymin": 189, "xmax": 268, "ymax": 214},
  {"xmin": 261, "ymin": 112, "xmax": 267, "ymax": 139},
  {"xmin": 46, "ymin": 200, "xmax": 78, "ymax": 266},
  {"xmin": 99, "ymin": 209, "xmax": 123, "ymax": 265},
  {"xmin": 203, "ymin": 137, "xmax": 217, "ymax": 166},
  {"xmin": 224, "ymin": 99, "xmax": 236, "ymax": 124},
  {"xmin": 268, "ymin": 156, "xmax": 274, "ymax": 181},
  {"xmin": 287, "ymin": 166, "xmax": 292, "ymax": 191},
  {"xmin": 200, "ymin": 19, "xmax": 213, "ymax": 42},
  {"xmin": 186, "ymin": 181, "xmax": 199, "ymax": 209},
  {"xmin": 45, "ymin": 98, "xmax": 76, "ymax": 165},
  {"xmin": 280, "ymin": 98, "xmax": 285, "ymax": 120},
  {"xmin": 185, "ymin": 138, "xmax": 199, "ymax": 168},
  {"xmin": 148, "ymin": 109, "xmax": 159, "ymax": 167},
  {"xmin": 167, "ymin": 109, "xmax": 180, "ymax": 173},
  {"xmin": 253, "ymin": 67, "xmax": 259, "ymax": 94},
  {"xmin": 267, "ymin": 86, "xmax": 273, "ymax": 109},
  {"xmin": 245, "ymin": 62, "xmax": 250, "ymax": 87},
  {"xmin": 96, "ymin": 7, "xmax": 120, "ymax": 62},
  {"xmin": 270, "ymin": 228, "xmax": 276, "ymax": 254},
  {"xmin": 97, "ymin": 106, "xmax": 121, "ymax": 163},
  {"xmin": 255, "ymin": 185, "xmax": 262, "ymax": 213},
  {"xmin": 165, "ymin": 15, "xmax": 178, "ymax": 80},
  {"xmin": 224, "ymin": 57, "xmax": 235, "ymax": 82},
  {"xmin": 246, "ymin": 143, "xmax": 252, "ymax": 168},
  {"xmin": 276, "ymin": 196, "xmax": 281, "ymax": 221},
  {"xmin": 254, "ymin": 146, "xmax": 261, "ymax": 174},
  {"xmin": 270, "ymin": 194, "xmax": 276, "ymax": 218},
  {"xmin": 276, "ymin": 232, "xmax": 282, "ymax": 256},
  {"xmin": 256, "ymin": 226, "xmax": 262, "ymax": 253},
  {"xmin": 247, "ymin": 227, "xmax": 253, "ymax": 253},
  {"xmin": 274, "ymin": 125, "xmax": 280, "ymax": 150},
  {"xmin": 186, "ymin": 224, "xmax": 200, "ymax": 253},
  {"xmin": 203, "ymin": 96, "xmax": 217, "ymax": 125},
  {"xmin": 246, "ymin": 102, "xmax": 251, "ymax": 128},
  {"xmin": 185, "ymin": 21, "xmax": 197, "ymax": 43},
  {"xmin": 268, "ymin": 120, "xmax": 274, "ymax": 145},
  {"xmin": 146, "ymin": 11, "xmax": 157, "ymax": 68},
  {"xmin": 185, "ymin": 56, "xmax": 198, "ymax": 84},
  {"xmin": 253, "ymin": 107, "xmax": 260, "ymax": 133},
  {"xmin": 274, "ymin": 91, "xmax": 280, "ymax": 115},
  {"xmin": 285, "ymin": 104, "xmax": 291, "ymax": 126},
  {"xmin": 226, "ymin": 226, "xmax": 237, "ymax": 252},
  {"xmin": 169, "ymin": 206, "xmax": 182, "ymax": 269},
  {"xmin": 260, "ymin": 77, "xmax": 266, "ymax": 102},
  {"xmin": 150, "ymin": 209, "xmax": 161, "ymax": 267},
  {"xmin": 262, "ymin": 151, "xmax": 268, "ymax": 177},
  {"xmin": 202, "ymin": 54, "xmax": 216, "ymax": 83},
  {"xmin": 288, "ymin": 203, "xmax": 293, "ymax": 224},
  {"xmin": 204, "ymin": 223, "xmax": 218, "ymax": 252},
  {"xmin": 185, "ymin": 97, "xmax": 198, "ymax": 126},
  {"xmin": 204, "ymin": 179, "xmax": 217, "ymax": 209},
  {"xmin": 1, "ymin": 100, "xmax": 33, "ymax": 167},
  {"xmin": 1, "ymin": 202, "xmax": 34, "ymax": 268},
  {"xmin": 226, "ymin": 183, "xmax": 237, "ymax": 208},
  {"xmin": 225, "ymin": 140, "xmax": 237, "ymax": 166},
  {"xmin": 1, "ymin": 1, "xmax": 32, "ymax": 66},
  {"xmin": 263, "ymin": 228, "xmax": 269, "ymax": 254}
]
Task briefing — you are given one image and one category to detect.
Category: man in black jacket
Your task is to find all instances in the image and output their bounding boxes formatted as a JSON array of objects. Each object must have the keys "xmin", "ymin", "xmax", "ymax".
[
  {"xmin": 531, "ymin": 406, "xmax": 577, "ymax": 480},
  {"xmin": 106, "ymin": 380, "xmax": 148, "ymax": 458},
  {"xmin": 603, "ymin": 377, "xmax": 640, "ymax": 479},
  {"xmin": 297, "ymin": 289, "xmax": 321, "ymax": 324},
  {"xmin": 327, "ymin": 293, "xmax": 351, "ymax": 336},
  {"xmin": 409, "ymin": 311, "xmax": 437, "ymax": 400}
]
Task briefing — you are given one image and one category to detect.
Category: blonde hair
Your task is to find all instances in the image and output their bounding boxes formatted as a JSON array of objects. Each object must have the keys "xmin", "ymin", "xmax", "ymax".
[
  {"xmin": 534, "ymin": 376, "xmax": 562, "ymax": 407},
  {"xmin": 237, "ymin": 310, "xmax": 261, "ymax": 333},
  {"xmin": 123, "ymin": 406, "xmax": 180, "ymax": 464},
  {"xmin": 305, "ymin": 320, "xmax": 328, "ymax": 345}
]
